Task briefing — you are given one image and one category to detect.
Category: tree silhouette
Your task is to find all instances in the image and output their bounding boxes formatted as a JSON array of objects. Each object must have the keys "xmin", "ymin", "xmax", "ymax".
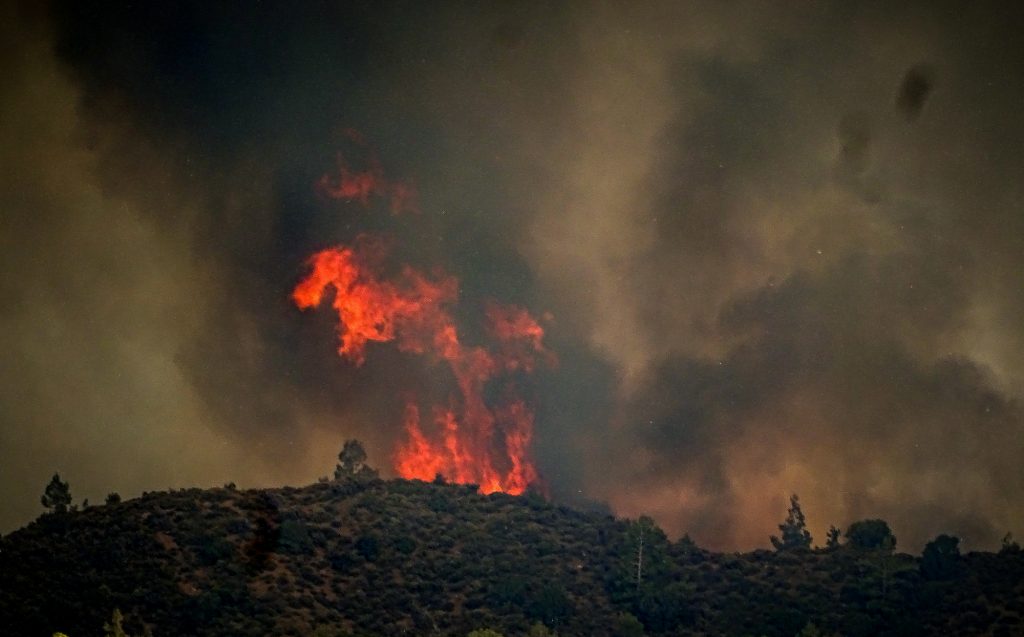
[
  {"xmin": 845, "ymin": 519, "xmax": 896, "ymax": 551},
  {"xmin": 771, "ymin": 494, "xmax": 812, "ymax": 550},
  {"xmin": 921, "ymin": 534, "xmax": 961, "ymax": 580},
  {"xmin": 334, "ymin": 439, "xmax": 378, "ymax": 480},
  {"xmin": 1000, "ymin": 532, "xmax": 1021, "ymax": 555},
  {"xmin": 41, "ymin": 473, "xmax": 72, "ymax": 514},
  {"xmin": 825, "ymin": 525, "xmax": 842, "ymax": 549},
  {"xmin": 103, "ymin": 608, "xmax": 127, "ymax": 637}
]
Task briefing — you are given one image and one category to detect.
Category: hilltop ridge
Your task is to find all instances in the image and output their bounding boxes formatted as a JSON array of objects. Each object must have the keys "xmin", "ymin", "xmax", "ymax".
[{"xmin": 1, "ymin": 477, "xmax": 1022, "ymax": 636}]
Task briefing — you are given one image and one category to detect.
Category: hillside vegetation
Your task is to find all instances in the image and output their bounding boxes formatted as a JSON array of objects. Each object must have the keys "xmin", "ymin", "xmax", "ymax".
[{"xmin": 1, "ymin": 477, "xmax": 1022, "ymax": 636}]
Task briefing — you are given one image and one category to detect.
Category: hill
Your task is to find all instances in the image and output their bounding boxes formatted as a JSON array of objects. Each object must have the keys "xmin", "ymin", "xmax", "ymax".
[{"xmin": 1, "ymin": 477, "xmax": 1022, "ymax": 636}]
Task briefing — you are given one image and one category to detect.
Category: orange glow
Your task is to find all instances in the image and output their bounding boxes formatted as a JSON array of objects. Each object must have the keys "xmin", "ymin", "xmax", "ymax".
[
  {"xmin": 294, "ymin": 227, "xmax": 551, "ymax": 495},
  {"xmin": 486, "ymin": 302, "xmax": 556, "ymax": 373},
  {"xmin": 316, "ymin": 129, "xmax": 419, "ymax": 214},
  {"xmin": 292, "ymin": 239, "xmax": 457, "ymax": 365}
]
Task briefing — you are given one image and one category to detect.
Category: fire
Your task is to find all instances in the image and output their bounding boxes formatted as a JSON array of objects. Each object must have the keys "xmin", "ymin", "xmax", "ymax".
[
  {"xmin": 292, "ymin": 237, "xmax": 457, "ymax": 365},
  {"xmin": 294, "ymin": 145, "xmax": 552, "ymax": 494},
  {"xmin": 316, "ymin": 129, "xmax": 419, "ymax": 214}
]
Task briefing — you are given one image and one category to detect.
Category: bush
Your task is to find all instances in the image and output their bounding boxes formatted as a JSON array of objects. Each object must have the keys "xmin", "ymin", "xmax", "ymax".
[
  {"xmin": 355, "ymin": 535, "xmax": 380, "ymax": 561},
  {"xmin": 393, "ymin": 535, "xmax": 416, "ymax": 555},
  {"xmin": 526, "ymin": 584, "xmax": 572, "ymax": 628},
  {"xmin": 195, "ymin": 536, "xmax": 235, "ymax": 565},
  {"xmin": 921, "ymin": 534, "xmax": 961, "ymax": 580},
  {"xmin": 845, "ymin": 520, "xmax": 896, "ymax": 551},
  {"xmin": 279, "ymin": 520, "xmax": 313, "ymax": 555},
  {"xmin": 615, "ymin": 612, "xmax": 646, "ymax": 637}
]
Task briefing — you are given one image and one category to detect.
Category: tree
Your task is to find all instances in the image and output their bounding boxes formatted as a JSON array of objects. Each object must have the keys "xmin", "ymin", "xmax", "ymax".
[
  {"xmin": 41, "ymin": 473, "xmax": 72, "ymax": 514},
  {"xmin": 527, "ymin": 583, "xmax": 573, "ymax": 628},
  {"xmin": 103, "ymin": 608, "xmax": 128, "ymax": 637},
  {"xmin": 921, "ymin": 534, "xmax": 961, "ymax": 580},
  {"xmin": 844, "ymin": 519, "xmax": 896, "ymax": 551},
  {"xmin": 677, "ymin": 533, "xmax": 697, "ymax": 557},
  {"xmin": 628, "ymin": 516, "xmax": 660, "ymax": 588},
  {"xmin": 1000, "ymin": 532, "xmax": 1021, "ymax": 555},
  {"xmin": 771, "ymin": 494, "xmax": 812, "ymax": 550},
  {"xmin": 825, "ymin": 525, "xmax": 842, "ymax": 549},
  {"xmin": 334, "ymin": 439, "xmax": 378, "ymax": 480},
  {"xmin": 876, "ymin": 534, "xmax": 899, "ymax": 597},
  {"xmin": 467, "ymin": 630, "xmax": 504, "ymax": 637},
  {"xmin": 105, "ymin": 492, "xmax": 121, "ymax": 505},
  {"xmin": 635, "ymin": 517, "xmax": 648, "ymax": 588}
]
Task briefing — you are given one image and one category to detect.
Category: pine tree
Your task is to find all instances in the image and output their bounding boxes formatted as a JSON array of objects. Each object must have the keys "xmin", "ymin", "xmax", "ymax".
[
  {"xmin": 770, "ymin": 494, "xmax": 812, "ymax": 550},
  {"xmin": 41, "ymin": 473, "xmax": 72, "ymax": 514}
]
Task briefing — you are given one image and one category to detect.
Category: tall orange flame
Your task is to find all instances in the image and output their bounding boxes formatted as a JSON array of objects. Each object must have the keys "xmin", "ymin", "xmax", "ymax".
[{"xmin": 294, "ymin": 229, "xmax": 552, "ymax": 494}]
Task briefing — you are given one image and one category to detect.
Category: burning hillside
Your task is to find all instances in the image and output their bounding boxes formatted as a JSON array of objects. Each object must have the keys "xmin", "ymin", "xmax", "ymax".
[{"xmin": 293, "ymin": 138, "xmax": 553, "ymax": 494}]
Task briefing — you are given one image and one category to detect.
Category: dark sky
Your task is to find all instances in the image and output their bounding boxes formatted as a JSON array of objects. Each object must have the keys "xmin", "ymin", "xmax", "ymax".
[{"xmin": 2, "ymin": 1, "xmax": 1023, "ymax": 552}]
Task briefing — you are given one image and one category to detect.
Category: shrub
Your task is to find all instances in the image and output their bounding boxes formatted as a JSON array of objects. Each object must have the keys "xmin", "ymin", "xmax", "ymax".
[
  {"xmin": 355, "ymin": 535, "xmax": 380, "ymax": 561},
  {"xmin": 921, "ymin": 534, "xmax": 961, "ymax": 580},
  {"xmin": 845, "ymin": 520, "xmax": 896, "ymax": 551},
  {"xmin": 279, "ymin": 520, "xmax": 314, "ymax": 555}
]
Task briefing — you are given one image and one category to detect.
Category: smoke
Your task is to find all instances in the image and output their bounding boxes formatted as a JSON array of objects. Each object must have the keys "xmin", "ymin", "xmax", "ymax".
[
  {"xmin": 896, "ymin": 64, "xmax": 935, "ymax": 121},
  {"xmin": 3, "ymin": 1, "xmax": 1024, "ymax": 551},
  {"xmin": 524, "ymin": 2, "xmax": 1024, "ymax": 550}
]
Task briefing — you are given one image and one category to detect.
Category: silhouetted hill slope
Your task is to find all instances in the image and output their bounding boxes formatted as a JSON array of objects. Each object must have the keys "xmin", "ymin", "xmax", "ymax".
[{"xmin": 1, "ymin": 478, "xmax": 1022, "ymax": 636}]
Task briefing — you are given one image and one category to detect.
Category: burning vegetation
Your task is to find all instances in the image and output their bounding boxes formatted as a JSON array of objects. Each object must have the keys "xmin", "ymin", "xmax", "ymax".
[{"xmin": 293, "ymin": 138, "xmax": 553, "ymax": 495}]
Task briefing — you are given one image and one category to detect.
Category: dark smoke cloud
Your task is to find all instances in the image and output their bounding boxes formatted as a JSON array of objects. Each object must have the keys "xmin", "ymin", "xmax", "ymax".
[
  {"xmin": 526, "ymin": 3, "xmax": 1024, "ymax": 550},
  {"xmin": 3, "ymin": 1, "xmax": 1024, "ymax": 553},
  {"xmin": 896, "ymin": 64, "xmax": 934, "ymax": 121}
]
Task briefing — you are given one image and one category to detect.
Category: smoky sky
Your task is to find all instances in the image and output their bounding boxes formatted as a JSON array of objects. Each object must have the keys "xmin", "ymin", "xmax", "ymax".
[{"xmin": 3, "ymin": 1, "xmax": 1024, "ymax": 552}]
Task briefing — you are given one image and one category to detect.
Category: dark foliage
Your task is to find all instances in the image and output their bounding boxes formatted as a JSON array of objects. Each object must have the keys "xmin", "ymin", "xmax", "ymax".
[
  {"xmin": 825, "ymin": 525, "xmax": 842, "ymax": 550},
  {"xmin": 921, "ymin": 534, "xmax": 961, "ymax": 580},
  {"xmin": 1, "ymin": 479, "xmax": 1022, "ymax": 636},
  {"xmin": 845, "ymin": 519, "xmax": 896, "ymax": 551},
  {"xmin": 334, "ymin": 440, "xmax": 378, "ymax": 481},
  {"xmin": 771, "ymin": 494, "xmax": 812, "ymax": 551},
  {"xmin": 41, "ymin": 473, "xmax": 72, "ymax": 514}
]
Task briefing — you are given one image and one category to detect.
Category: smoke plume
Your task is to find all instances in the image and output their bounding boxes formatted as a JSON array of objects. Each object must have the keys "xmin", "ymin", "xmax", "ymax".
[{"xmin": 3, "ymin": 1, "xmax": 1024, "ymax": 551}]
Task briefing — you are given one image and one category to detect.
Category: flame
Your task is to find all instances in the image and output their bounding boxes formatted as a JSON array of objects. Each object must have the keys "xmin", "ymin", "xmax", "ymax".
[
  {"xmin": 292, "ymin": 238, "xmax": 457, "ymax": 365},
  {"xmin": 316, "ymin": 129, "xmax": 419, "ymax": 214},
  {"xmin": 486, "ymin": 302, "xmax": 556, "ymax": 373},
  {"xmin": 294, "ymin": 224, "xmax": 552, "ymax": 495}
]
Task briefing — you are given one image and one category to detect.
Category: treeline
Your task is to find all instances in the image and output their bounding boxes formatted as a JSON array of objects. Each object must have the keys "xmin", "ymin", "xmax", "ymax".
[{"xmin": 4, "ymin": 443, "xmax": 1022, "ymax": 637}]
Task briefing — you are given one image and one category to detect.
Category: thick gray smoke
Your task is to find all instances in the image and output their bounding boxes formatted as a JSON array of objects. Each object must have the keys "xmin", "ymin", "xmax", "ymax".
[{"xmin": 3, "ymin": 1, "xmax": 1024, "ymax": 551}]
